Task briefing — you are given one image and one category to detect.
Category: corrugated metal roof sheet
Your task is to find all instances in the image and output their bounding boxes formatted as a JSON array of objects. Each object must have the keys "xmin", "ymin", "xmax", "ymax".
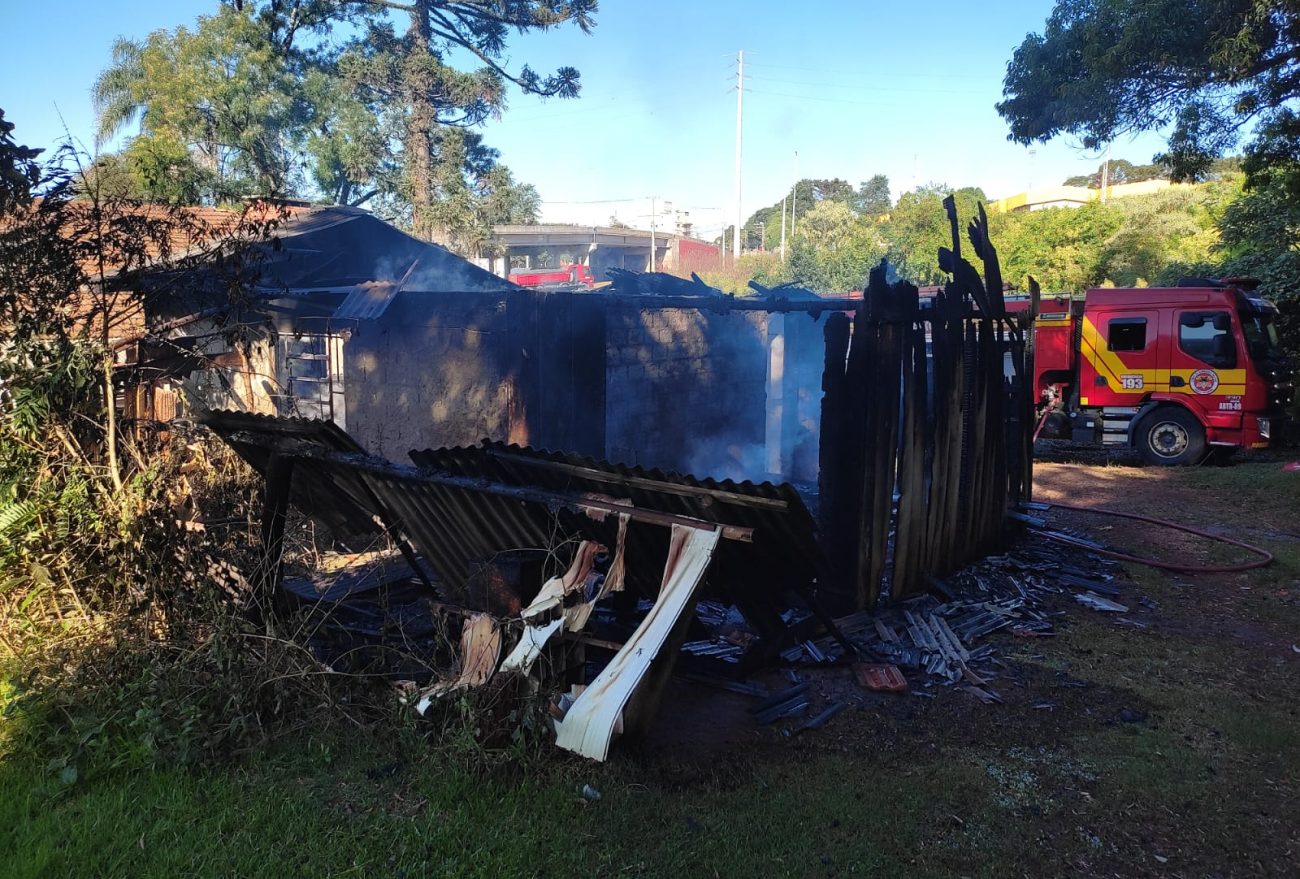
[
  {"xmin": 200, "ymin": 412, "xmax": 823, "ymax": 631},
  {"xmin": 197, "ymin": 410, "xmax": 381, "ymax": 546},
  {"xmin": 332, "ymin": 280, "xmax": 401, "ymax": 320},
  {"xmin": 407, "ymin": 442, "xmax": 825, "ymax": 633}
]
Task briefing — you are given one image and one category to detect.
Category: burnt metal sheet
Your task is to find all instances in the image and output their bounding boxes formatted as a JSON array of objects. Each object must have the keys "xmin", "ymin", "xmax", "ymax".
[
  {"xmin": 199, "ymin": 412, "xmax": 818, "ymax": 635},
  {"xmin": 199, "ymin": 412, "xmax": 764, "ymax": 611},
  {"xmin": 407, "ymin": 441, "xmax": 827, "ymax": 636},
  {"xmin": 198, "ymin": 410, "xmax": 381, "ymax": 546},
  {"xmin": 332, "ymin": 280, "xmax": 400, "ymax": 320}
]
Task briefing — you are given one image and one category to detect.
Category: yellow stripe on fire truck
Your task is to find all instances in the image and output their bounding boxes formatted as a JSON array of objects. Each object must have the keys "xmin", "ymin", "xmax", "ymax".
[{"xmin": 1079, "ymin": 317, "xmax": 1246, "ymax": 396}]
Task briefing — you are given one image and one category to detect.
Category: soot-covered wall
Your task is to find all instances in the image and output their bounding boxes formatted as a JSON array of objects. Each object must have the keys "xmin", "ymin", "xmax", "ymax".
[
  {"xmin": 335, "ymin": 290, "xmax": 824, "ymax": 482},
  {"xmin": 603, "ymin": 304, "xmax": 824, "ymax": 483},
  {"xmin": 604, "ymin": 306, "xmax": 767, "ymax": 478},
  {"xmin": 344, "ymin": 292, "xmax": 517, "ymax": 456},
  {"xmin": 342, "ymin": 291, "xmax": 607, "ymax": 460}
]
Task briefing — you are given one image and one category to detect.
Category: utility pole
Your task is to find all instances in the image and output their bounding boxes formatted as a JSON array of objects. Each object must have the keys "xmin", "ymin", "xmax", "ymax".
[
  {"xmin": 733, "ymin": 49, "xmax": 744, "ymax": 263},
  {"xmin": 780, "ymin": 193, "xmax": 787, "ymax": 261},
  {"xmin": 649, "ymin": 195, "xmax": 656, "ymax": 271},
  {"xmin": 1100, "ymin": 142, "xmax": 1112, "ymax": 204},
  {"xmin": 790, "ymin": 150, "xmax": 800, "ymax": 232}
]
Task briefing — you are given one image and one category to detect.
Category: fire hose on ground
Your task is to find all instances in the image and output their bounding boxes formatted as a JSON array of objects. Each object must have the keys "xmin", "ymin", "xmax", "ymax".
[{"xmin": 1020, "ymin": 502, "xmax": 1275, "ymax": 573}]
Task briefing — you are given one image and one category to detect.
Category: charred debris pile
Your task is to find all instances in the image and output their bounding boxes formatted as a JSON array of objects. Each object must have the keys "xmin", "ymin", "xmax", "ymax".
[{"xmin": 200, "ymin": 201, "xmax": 1056, "ymax": 761}]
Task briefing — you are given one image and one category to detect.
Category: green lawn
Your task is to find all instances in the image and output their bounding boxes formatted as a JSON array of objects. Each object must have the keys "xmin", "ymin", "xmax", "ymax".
[{"xmin": 3, "ymin": 460, "xmax": 1298, "ymax": 877}]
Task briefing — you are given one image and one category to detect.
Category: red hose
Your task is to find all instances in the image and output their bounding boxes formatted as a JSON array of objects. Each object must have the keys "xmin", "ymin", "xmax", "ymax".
[
  {"xmin": 1035, "ymin": 502, "xmax": 1275, "ymax": 573},
  {"xmin": 1031, "ymin": 406, "xmax": 1054, "ymax": 443}
]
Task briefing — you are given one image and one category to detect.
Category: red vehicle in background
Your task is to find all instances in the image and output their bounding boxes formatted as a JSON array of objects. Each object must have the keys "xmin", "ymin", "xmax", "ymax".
[
  {"xmin": 1023, "ymin": 279, "xmax": 1292, "ymax": 464},
  {"xmin": 509, "ymin": 263, "xmax": 597, "ymax": 289}
]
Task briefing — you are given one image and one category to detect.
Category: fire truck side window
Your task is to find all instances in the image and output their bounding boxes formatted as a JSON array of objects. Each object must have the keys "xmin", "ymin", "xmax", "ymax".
[
  {"xmin": 1107, "ymin": 318, "xmax": 1147, "ymax": 352},
  {"xmin": 1178, "ymin": 311, "xmax": 1237, "ymax": 368}
]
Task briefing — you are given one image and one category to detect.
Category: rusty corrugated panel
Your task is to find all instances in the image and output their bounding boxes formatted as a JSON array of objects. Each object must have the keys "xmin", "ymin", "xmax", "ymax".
[
  {"xmin": 200, "ymin": 412, "xmax": 811, "ymax": 632},
  {"xmin": 200, "ymin": 412, "xmax": 702, "ymax": 598},
  {"xmin": 411, "ymin": 443, "xmax": 820, "ymax": 557},
  {"xmin": 197, "ymin": 410, "xmax": 381, "ymax": 546},
  {"xmin": 407, "ymin": 441, "xmax": 827, "ymax": 634}
]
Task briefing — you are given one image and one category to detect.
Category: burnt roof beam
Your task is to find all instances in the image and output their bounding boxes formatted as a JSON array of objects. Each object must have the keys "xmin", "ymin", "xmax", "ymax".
[
  {"xmin": 283, "ymin": 446, "xmax": 757, "ymax": 543},
  {"xmin": 480, "ymin": 447, "xmax": 789, "ymax": 511}
]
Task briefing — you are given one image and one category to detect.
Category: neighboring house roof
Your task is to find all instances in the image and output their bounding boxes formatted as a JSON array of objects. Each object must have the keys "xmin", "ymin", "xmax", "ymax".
[
  {"xmin": 16, "ymin": 197, "xmax": 522, "ymax": 348},
  {"xmin": 252, "ymin": 207, "xmax": 519, "ymax": 295},
  {"xmin": 48, "ymin": 200, "xmax": 305, "ymax": 342},
  {"xmin": 102, "ymin": 205, "xmax": 526, "ymax": 337}
]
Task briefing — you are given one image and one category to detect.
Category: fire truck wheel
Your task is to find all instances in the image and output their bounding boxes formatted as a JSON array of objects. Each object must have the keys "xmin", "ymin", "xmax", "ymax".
[{"xmin": 1135, "ymin": 407, "xmax": 1206, "ymax": 466}]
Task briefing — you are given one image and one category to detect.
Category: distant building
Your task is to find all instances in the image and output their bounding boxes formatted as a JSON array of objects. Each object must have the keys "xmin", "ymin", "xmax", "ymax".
[{"xmin": 990, "ymin": 179, "xmax": 1186, "ymax": 213}]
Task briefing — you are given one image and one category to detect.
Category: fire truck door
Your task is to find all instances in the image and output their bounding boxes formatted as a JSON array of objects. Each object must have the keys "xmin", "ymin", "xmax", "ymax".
[
  {"xmin": 1079, "ymin": 309, "xmax": 1161, "ymax": 407},
  {"xmin": 1172, "ymin": 308, "xmax": 1246, "ymax": 424}
]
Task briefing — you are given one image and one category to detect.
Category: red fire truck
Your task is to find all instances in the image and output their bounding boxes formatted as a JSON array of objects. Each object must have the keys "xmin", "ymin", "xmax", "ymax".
[
  {"xmin": 508, "ymin": 263, "xmax": 597, "ymax": 289},
  {"xmin": 1026, "ymin": 279, "xmax": 1292, "ymax": 464}
]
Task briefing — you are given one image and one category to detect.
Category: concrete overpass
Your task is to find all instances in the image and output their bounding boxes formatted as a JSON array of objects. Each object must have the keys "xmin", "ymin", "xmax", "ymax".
[{"xmin": 488, "ymin": 225, "xmax": 720, "ymax": 280}]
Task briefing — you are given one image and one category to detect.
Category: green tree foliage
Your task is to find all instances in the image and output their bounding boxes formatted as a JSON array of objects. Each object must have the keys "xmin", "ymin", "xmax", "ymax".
[
  {"xmin": 992, "ymin": 202, "xmax": 1121, "ymax": 292},
  {"xmin": 884, "ymin": 184, "xmax": 986, "ymax": 285},
  {"xmin": 788, "ymin": 200, "xmax": 886, "ymax": 292},
  {"xmin": 999, "ymin": 1, "xmax": 1300, "ymax": 181},
  {"xmin": 91, "ymin": 1, "xmax": 584, "ymax": 250},
  {"xmin": 1210, "ymin": 169, "xmax": 1300, "ymax": 350},
  {"xmin": 329, "ymin": 0, "xmax": 593, "ymax": 242},
  {"xmin": 737, "ymin": 177, "xmax": 871, "ymax": 252},
  {"xmin": 1062, "ymin": 159, "xmax": 1168, "ymax": 188},
  {"xmin": 990, "ymin": 181, "xmax": 1235, "ymax": 291},
  {"xmin": 94, "ymin": 8, "xmax": 315, "ymax": 201},
  {"xmin": 853, "ymin": 174, "xmax": 892, "ymax": 215}
]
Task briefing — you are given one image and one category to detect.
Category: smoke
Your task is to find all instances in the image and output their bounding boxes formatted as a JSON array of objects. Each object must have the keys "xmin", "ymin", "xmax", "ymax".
[
  {"xmin": 686, "ymin": 439, "xmax": 771, "ymax": 484},
  {"xmin": 666, "ymin": 310, "xmax": 826, "ymax": 486}
]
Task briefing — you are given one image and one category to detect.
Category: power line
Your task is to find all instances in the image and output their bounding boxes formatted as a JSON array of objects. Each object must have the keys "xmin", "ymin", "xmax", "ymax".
[
  {"xmin": 540, "ymin": 196, "xmax": 646, "ymax": 205},
  {"xmin": 746, "ymin": 60, "xmax": 975, "ymax": 80},
  {"xmin": 743, "ymin": 87, "xmax": 940, "ymax": 108},
  {"xmin": 745, "ymin": 73, "xmax": 984, "ymax": 96}
]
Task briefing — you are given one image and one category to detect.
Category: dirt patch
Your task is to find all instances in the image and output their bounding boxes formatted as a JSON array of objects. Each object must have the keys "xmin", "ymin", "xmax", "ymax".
[{"xmin": 636, "ymin": 457, "xmax": 1298, "ymax": 773}]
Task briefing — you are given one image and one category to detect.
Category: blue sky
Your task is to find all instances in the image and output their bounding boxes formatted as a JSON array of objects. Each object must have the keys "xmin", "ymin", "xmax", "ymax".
[{"xmin": 1, "ymin": 1, "xmax": 1171, "ymax": 238}]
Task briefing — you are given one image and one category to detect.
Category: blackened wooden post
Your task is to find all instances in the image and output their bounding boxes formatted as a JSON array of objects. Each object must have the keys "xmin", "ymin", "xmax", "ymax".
[
  {"xmin": 259, "ymin": 452, "xmax": 296, "ymax": 621},
  {"xmin": 818, "ymin": 311, "xmax": 852, "ymax": 596},
  {"xmin": 892, "ymin": 297, "xmax": 928, "ymax": 599}
]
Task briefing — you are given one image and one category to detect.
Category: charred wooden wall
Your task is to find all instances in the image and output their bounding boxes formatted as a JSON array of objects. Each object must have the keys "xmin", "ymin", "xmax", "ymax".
[
  {"xmin": 339, "ymin": 290, "xmax": 825, "ymax": 483},
  {"xmin": 818, "ymin": 200, "xmax": 1033, "ymax": 612}
]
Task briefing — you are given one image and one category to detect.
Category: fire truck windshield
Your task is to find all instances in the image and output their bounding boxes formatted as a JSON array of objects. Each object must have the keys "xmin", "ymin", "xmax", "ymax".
[{"xmin": 1239, "ymin": 308, "xmax": 1283, "ymax": 362}]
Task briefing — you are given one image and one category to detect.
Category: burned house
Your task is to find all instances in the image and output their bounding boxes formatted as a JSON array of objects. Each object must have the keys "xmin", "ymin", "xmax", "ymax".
[
  {"xmin": 134, "ymin": 206, "xmax": 827, "ymax": 484},
  {"xmin": 199, "ymin": 204, "xmax": 1035, "ymax": 761}
]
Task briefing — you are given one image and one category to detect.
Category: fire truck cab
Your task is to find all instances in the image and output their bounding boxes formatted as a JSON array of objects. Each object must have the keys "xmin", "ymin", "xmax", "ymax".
[{"xmin": 1032, "ymin": 281, "xmax": 1293, "ymax": 464}]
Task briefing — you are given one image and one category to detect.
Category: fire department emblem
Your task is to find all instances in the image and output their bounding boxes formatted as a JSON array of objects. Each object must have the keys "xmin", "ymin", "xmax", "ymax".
[{"xmin": 1190, "ymin": 369, "xmax": 1219, "ymax": 395}]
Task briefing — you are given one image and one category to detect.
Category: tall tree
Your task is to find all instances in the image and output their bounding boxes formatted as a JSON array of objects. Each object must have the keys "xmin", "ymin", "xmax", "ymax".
[
  {"xmin": 334, "ymin": 0, "xmax": 594, "ymax": 242},
  {"xmin": 788, "ymin": 200, "xmax": 885, "ymax": 292},
  {"xmin": 998, "ymin": 1, "xmax": 1300, "ymax": 181},
  {"xmin": 884, "ymin": 184, "xmax": 986, "ymax": 285},
  {"xmin": 740, "ymin": 176, "xmax": 869, "ymax": 252},
  {"xmin": 94, "ymin": 8, "xmax": 317, "ymax": 201},
  {"xmin": 92, "ymin": 2, "xmax": 588, "ymax": 244},
  {"xmin": 1062, "ymin": 159, "xmax": 1169, "ymax": 188},
  {"xmin": 853, "ymin": 174, "xmax": 892, "ymax": 215}
]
